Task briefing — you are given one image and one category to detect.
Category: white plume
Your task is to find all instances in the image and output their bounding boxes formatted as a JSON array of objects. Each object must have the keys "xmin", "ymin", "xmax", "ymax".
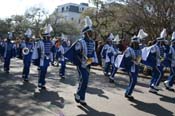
[
  {"xmin": 114, "ymin": 35, "xmax": 120, "ymax": 42},
  {"xmin": 8, "ymin": 32, "xmax": 13, "ymax": 39},
  {"xmin": 160, "ymin": 28, "xmax": 167, "ymax": 38},
  {"xmin": 44, "ymin": 24, "xmax": 53, "ymax": 34},
  {"xmin": 137, "ymin": 29, "xmax": 148, "ymax": 39},
  {"xmin": 108, "ymin": 33, "xmax": 114, "ymax": 40},
  {"xmin": 25, "ymin": 28, "xmax": 32, "ymax": 37},
  {"xmin": 171, "ymin": 32, "xmax": 175, "ymax": 40},
  {"xmin": 84, "ymin": 16, "xmax": 92, "ymax": 27}
]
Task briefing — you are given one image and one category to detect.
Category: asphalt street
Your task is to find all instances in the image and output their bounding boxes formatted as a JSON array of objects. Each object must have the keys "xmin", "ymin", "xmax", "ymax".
[{"xmin": 0, "ymin": 58, "xmax": 175, "ymax": 116}]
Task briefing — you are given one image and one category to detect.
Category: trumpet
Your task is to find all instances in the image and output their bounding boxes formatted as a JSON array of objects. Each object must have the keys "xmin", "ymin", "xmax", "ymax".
[{"xmin": 22, "ymin": 47, "xmax": 29, "ymax": 55}]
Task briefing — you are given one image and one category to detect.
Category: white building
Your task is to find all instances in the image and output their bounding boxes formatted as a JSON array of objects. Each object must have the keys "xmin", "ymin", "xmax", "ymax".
[{"xmin": 56, "ymin": 3, "xmax": 89, "ymax": 24}]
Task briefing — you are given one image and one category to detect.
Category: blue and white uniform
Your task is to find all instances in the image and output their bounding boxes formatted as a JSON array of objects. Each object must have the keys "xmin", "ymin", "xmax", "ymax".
[
  {"xmin": 0, "ymin": 40, "xmax": 5, "ymax": 61},
  {"xmin": 148, "ymin": 42, "xmax": 165, "ymax": 91},
  {"xmin": 164, "ymin": 32, "xmax": 175, "ymax": 90},
  {"xmin": 102, "ymin": 44, "xmax": 116, "ymax": 76},
  {"xmin": 109, "ymin": 45, "xmax": 121, "ymax": 82},
  {"xmin": 74, "ymin": 37, "xmax": 98, "ymax": 101},
  {"xmin": 147, "ymin": 29, "xmax": 167, "ymax": 92},
  {"xmin": 21, "ymin": 41, "xmax": 34, "ymax": 80},
  {"xmin": 38, "ymin": 39, "xmax": 53, "ymax": 87},
  {"xmin": 124, "ymin": 46, "xmax": 141, "ymax": 96},
  {"xmin": 64, "ymin": 16, "xmax": 98, "ymax": 105},
  {"xmin": 3, "ymin": 39, "xmax": 15, "ymax": 73},
  {"xmin": 164, "ymin": 45, "xmax": 175, "ymax": 89},
  {"xmin": 155, "ymin": 42, "xmax": 165, "ymax": 85},
  {"xmin": 55, "ymin": 45, "xmax": 66, "ymax": 78}
]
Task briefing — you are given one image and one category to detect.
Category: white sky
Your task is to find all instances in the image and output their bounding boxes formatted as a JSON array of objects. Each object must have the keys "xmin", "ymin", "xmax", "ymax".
[{"xmin": 0, "ymin": 0, "xmax": 90, "ymax": 18}]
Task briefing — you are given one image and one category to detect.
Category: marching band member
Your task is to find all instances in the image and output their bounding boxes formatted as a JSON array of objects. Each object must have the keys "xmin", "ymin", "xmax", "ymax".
[
  {"xmin": 21, "ymin": 29, "xmax": 34, "ymax": 82},
  {"xmin": 101, "ymin": 33, "xmax": 116, "ymax": 77},
  {"xmin": 148, "ymin": 29, "xmax": 166, "ymax": 93},
  {"xmin": 111, "ymin": 29, "xmax": 148, "ymax": 84},
  {"xmin": 137, "ymin": 29, "xmax": 148, "ymax": 49},
  {"xmin": 137, "ymin": 29, "xmax": 148, "ymax": 74},
  {"xmin": 61, "ymin": 33, "xmax": 70, "ymax": 53},
  {"xmin": 123, "ymin": 36, "xmax": 141, "ymax": 100},
  {"xmin": 65, "ymin": 16, "xmax": 98, "ymax": 105},
  {"xmin": 55, "ymin": 38, "xmax": 66, "ymax": 79},
  {"xmin": 32, "ymin": 36, "xmax": 41, "ymax": 67},
  {"xmin": 3, "ymin": 32, "xmax": 15, "ymax": 73},
  {"xmin": 37, "ymin": 24, "xmax": 54, "ymax": 89},
  {"xmin": 53, "ymin": 37, "xmax": 61, "ymax": 66},
  {"xmin": 0, "ymin": 38, "xmax": 4, "ymax": 62},
  {"xmin": 164, "ymin": 32, "xmax": 175, "ymax": 91},
  {"xmin": 110, "ymin": 35, "xmax": 122, "ymax": 83},
  {"xmin": 100, "ymin": 36, "xmax": 110, "ymax": 69},
  {"xmin": 15, "ymin": 37, "xmax": 23, "ymax": 60}
]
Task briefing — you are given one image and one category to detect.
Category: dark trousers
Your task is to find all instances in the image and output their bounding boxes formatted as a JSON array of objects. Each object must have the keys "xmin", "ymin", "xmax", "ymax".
[
  {"xmin": 104, "ymin": 62, "xmax": 111, "ymax": 75},
  {"xmin": 59, "ymin": 61, "xmax": 66, "ymax": 76},
  {"xmin": 150, "ymin": 66, "xmax": 162, "ymax": 87},
  {"xmin": 22, "ymin": 60, "xmax": 31, "ymax": 79},
  {"xmin": 76, "ymin": 65, "xmax": 90, "ymax": 100},
  {"xmin": 4, "ymin": 57, "xmax": 11, "ymax": 71},
  {"xmin": 111, "ymin": 64, "xmax": 118, "ymax": 77},
  {"xmin": 125, "ymin": 68, "xmax": 138, "ymax": 95},
  {"xmin": 38, "ymin": 58, "xmax": 50, "ymax": 86},
  {"xmin": 167, "ymin": 67, "xmax": 175, "ymax": 87}
]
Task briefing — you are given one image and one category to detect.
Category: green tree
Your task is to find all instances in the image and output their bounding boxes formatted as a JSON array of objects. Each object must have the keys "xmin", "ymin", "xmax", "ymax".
[
  {"xmin": 47, "ymin": 8, "xmax": 80, "ymax": 36},
  {"xmin": 11, "ymin": 15, "xmax": 31, "ymax": 36},
  {"xmin": 25, "ymin": 7, "xmax": 49, "ymax": 36}
]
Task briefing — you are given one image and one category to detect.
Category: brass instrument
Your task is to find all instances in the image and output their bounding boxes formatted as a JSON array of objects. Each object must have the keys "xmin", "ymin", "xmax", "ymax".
[
  {"xmin": 22, "ymin": 47, "xmax": 29, "ymax": 55},
  {"xmin": 82, "ymin": 54, "xmax": 93, "ymax": 65},
  {"xmin": 134, "ymin": 56, "xmax": 153, "ymax": 70},
  {"xmin": 53, "ymin": 60, "xmax": 59, "ymax": 66},
  {"xmin": 86, "ymin": 58, "xmax": 93, "ymax": 65},
  {"xmin": 160, "ymin": 56, "xmax": 164, "ymax": 62}
]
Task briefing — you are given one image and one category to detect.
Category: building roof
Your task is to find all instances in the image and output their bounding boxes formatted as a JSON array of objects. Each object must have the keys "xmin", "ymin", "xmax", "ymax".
[{"xmin": 57, "ymin": 3, "xmax": 89, "ymax": 13}]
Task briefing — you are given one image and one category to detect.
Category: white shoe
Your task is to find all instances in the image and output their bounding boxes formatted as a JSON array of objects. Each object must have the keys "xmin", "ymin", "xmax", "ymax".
[
  {"xmin": 154, "ymin": 86, "xmax": 162, "ymax": 90},
  {"xmin": 74, "ymin": 93, "xmax": 80, "ymax": 100},
  {"xmin": 109, "ymin": 76, "xmax": 114, "ymax": 80},
  {"xmin": 164, "ymin": 81, "xmax": 174, "ymax": 91},
  {"xmin": 79, "ymin": 100, "xmax": 87, "ymax": 105},
  {"xmin": 164, "ymin": 81, "xmax": 170, "ymax": 88},
  {"xmin": 149, "ymin": 88, "xmax": 157, "ymax": 93}
]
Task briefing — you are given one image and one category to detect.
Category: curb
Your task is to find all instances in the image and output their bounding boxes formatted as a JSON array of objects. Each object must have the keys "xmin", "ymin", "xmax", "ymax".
[
  {"xmin": 66, "ymin": 63, "xmax": 152, "ymax": 79},
  {"xmin": 66, "ymin": 63, "xmax": 169, "ymax": 80}
]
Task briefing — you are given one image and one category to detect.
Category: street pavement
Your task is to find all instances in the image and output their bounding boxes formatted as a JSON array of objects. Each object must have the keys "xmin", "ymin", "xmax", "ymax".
[{"xmin": 0, "ymin": 58, "xmax": 175, "ymax": 116}]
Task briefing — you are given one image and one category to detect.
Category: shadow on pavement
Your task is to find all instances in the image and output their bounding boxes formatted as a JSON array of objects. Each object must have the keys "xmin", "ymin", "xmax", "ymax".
[
  {"xmin": 16, "ymin": 82, "xmax": 37, "ymax": 93},
  {"xmin": 87, "ymin": 87, "xmax": 109, "ymax": 99},
  {"xmin": 130, "ymin": 99, "xmax": 174, "ymax": 116},
  {"xmin": 113, "ymin": 77, "xmax": 144, "ymax": 94},
  {"xmin": 59, "ymin": 76, "xmax": 77, "ymax": 86},
  {"xmin": 33, "ymin": 89, "xmax": 65, "ymax": 108},
  {"xmin": 156, "ymin": 93, "xmax": 175, "ymax": 104},
  {"xmin": 0, "ymin": 101, "xmax": 45, "ymax": 116},
  {"xmin": 77, "ymin": 105, "xmax": 116, "ymax": 116},
  {"xmin": 0, "ymin": 77, "xmax": 46, "ymax": 116}
]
